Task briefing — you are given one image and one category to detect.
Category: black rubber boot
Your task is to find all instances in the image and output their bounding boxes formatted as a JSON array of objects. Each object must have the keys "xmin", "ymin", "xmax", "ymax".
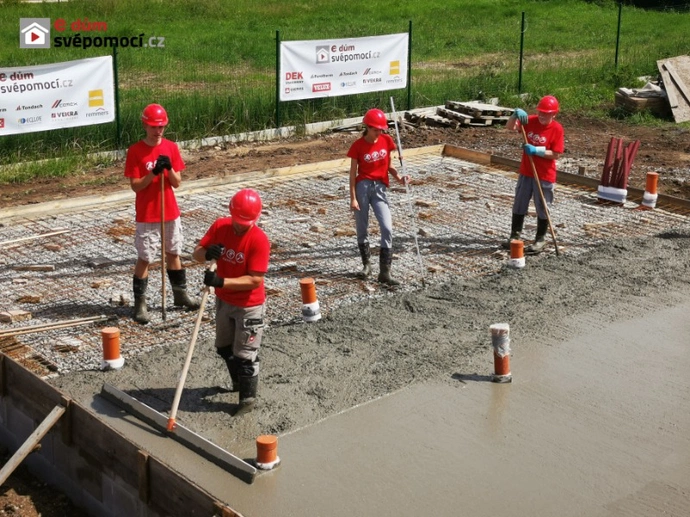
[
  {"xmin": 216, "ymin": 347, "xmax": 239, "ymax": 392},
  {"xmin": 526, "ymin": 218, "xmax": 549, "ymax": 255},
  {"xmin": 502, "ymin": 213, "xmax": 525, "ymax": 249},
  {"xmin": 132, "ymin": 275, "xmax": 150, "ymax": 324},
  {"xmin": 167, "ymin": 269, "xmax": 200, "ymax": 310},
  {"xmin": 377, "ymin": 247, "xmax": 400, "ymax": 286},
  {"xmin": 234, "ymin": 375, "xmax": 258, "ymax": 417},
  {"xmin": 357, "ymin": 242, "xmax": 372, "ymax": 279}
]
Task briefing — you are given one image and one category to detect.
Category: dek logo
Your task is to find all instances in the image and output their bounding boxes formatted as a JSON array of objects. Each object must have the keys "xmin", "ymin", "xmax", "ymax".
[{"xmin": 20, "ymin": 19, "xmax": 51, "ymax": 49}]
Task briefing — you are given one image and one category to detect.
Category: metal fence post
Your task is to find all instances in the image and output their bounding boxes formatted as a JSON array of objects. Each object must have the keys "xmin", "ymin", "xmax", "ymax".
[{"xmin": 275, "ymin": 30, "xmax": 281, "ymax": 128}]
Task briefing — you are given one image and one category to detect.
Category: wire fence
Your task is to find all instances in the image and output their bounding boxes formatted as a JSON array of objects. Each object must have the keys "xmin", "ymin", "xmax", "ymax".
[{"xmin": 1, "ymin": 1, "xmax": 689, "ymax": 164}]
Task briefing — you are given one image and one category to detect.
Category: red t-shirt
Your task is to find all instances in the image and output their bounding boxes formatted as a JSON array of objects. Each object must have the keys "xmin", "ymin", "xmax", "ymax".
[
  {"xmin": 198, "ymin": 218, "xmax": 270, "ymax": 307},
  {"xmin": 519, "ymin": 116, "xmax": 564, "ymax": 184},
  {"xmin": 347, "ymin": 133, "xmax": 397, "ymax": 187},
  {"xmin": 124, "ymin": 138, "xmax": 185, "ymax": 223}
]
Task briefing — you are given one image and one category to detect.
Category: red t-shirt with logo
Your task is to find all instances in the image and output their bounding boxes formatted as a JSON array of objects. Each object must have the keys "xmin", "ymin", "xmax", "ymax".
[
  {"xmin": 519, "ymin": 115, "xmax": 564, "ymax": 183},
  {"xmin": 124, "ymin": 138, "xmax": 185, "ymax": 223},
  {"xmin": 347, "ymin": 133, "xmax": 396, "ymax": 187},
  {"xmin": 198, "ymin": 218, "xmax": 270, "ymax": 307}
]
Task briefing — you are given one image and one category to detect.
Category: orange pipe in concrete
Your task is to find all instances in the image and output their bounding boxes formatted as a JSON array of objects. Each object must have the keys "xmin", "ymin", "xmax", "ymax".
[
  {"xmin": 645, "ymin": 171, "xmax": 659, "ymax": 195},
  {"xmin": 256, "ymin": 434, "xmax": 280, "ymax": 470},
  {"xmin": 101, "ymin": 327, "xmax": 124, "ymax": 370},
  {"xmin": 508, "ymin": 239, "xmax": 525, "ymax": 269},
  {"xmin": 490, "ymin": 323, "xmax": 512, "ymax": 383},
  {"xmin": 299, "ymin": 278, "xmax": 321, "ymax": 322},
  {"xmin": 299, "ymin": 278, "xmax": 317, "ymax": 304}
]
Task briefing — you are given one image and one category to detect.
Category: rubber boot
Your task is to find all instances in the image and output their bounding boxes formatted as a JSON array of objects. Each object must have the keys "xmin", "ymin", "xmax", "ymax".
[
  {"xmin": 357, "ymin": 242, "xmax": 372, "ymax": 279},
  {"xmin": 132, "ymin": 275, "xmax": 150, "ymax": 324},
  {"xmin": 526, "ymin": 218, "xmax": 549, "ymax": 255},
  {"xmin": 502, "ymin": 213, "xmax": 525, "ymax": 249},
  {"xmin": 377, "ymin": 247, "xmax": 400, "ymax": 286},
  {"xmin": 167, "ymin": 269, "xmax": 200, "ymax": 310},
  {"xmin": 216, "ymin": 347, "xmax": 239, "ymax": 392},
  {"xmin": 233, "ymin": 375, "xmax": 258, "ymax": 417}
]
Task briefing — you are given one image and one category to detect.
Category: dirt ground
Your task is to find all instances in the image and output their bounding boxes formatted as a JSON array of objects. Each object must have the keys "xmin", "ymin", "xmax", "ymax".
[
  {"xmin": 2, "ymin": 113, "xmax": 690, "ymax": 516},
  {"xmin": 1, "ymin": 113, "xmax": 690, "ymax": 209}
]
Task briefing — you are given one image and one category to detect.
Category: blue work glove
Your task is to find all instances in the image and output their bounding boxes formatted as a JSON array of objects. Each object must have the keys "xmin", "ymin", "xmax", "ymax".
[
  {"xmin": 514, "ymin": 108, "xmax": 528, "ymax": 125},
  {"xmin": 523, "ymin": 144, "xmax": 546, "ymax": 157},
  {"xmin": 203, "ymin": 270, "xmax": 224, "ymax": 288},
  {"xmin": 204, "ymin": 243, "xmax": 224, "ymax": 261}
]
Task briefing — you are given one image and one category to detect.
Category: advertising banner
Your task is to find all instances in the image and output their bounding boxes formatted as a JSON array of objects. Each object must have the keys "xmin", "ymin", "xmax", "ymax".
[
  {"xmin": 0, "ymin": 55, "xmax": 115, "ymax": 135},
  {"xmin": 280, "ymin": 33, "xmax": 408, "ymax": 101}
]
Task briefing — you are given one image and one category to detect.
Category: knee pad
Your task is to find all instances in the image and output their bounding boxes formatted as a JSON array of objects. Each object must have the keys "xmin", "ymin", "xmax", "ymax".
[
  {"xmin": 237, "ymin": 358, "xmax": 259, "ymax": 377},
  {"xmin": 216, "ymin": 346, "xmax": 233, "ymax": 360}
]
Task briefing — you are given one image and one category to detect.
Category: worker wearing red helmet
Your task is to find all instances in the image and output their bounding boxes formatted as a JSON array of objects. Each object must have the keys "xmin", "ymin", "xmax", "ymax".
[
  {"xmin": 347, "ymin": 108, "xmax": 410, "ymax": 285},
  {"xmin": 505, "ymin": 95, "xmax": 565, "ymax": 254},
  {"xmin": 193, "ymin": 188, "xmax": 270, "ymax": 416},
  {"xmin": 124, "ymin": 103, "xmax": 199, "ymax": 324}
]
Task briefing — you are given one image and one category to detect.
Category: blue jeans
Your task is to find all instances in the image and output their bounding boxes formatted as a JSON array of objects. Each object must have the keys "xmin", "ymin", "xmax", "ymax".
[{"xmin": 354, "ymin": 179, "xmax": 393, "ymax": 249}]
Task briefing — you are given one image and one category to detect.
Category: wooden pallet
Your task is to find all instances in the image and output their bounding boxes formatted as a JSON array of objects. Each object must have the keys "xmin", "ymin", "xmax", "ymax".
[{"xmin": 404, "ymin": 100, "xmax": 512, "ymax": 129}]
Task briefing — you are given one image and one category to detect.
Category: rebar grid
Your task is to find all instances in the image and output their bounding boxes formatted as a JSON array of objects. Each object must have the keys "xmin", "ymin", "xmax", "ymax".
[{"xmin": 1, "ymin": 148, "xmax": 688, "ymax": 377}]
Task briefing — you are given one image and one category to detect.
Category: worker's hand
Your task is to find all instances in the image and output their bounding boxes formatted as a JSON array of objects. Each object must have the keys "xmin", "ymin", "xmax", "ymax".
[
  {"xmin": 399, "ymin": 174, "xmax": 411, "ymax": 186},
  {"xmin": 523, "ymin": 144, "xmax": 546, "ymax": 157},
  {"xmin": 350, "ymin": 199, "xmax": 360, "ymax": 211},
  {"xmin": 204, "ymin": 270, "xmax": 224, "ymax": 288},
  {"xmin": 514, "ymin": 108, "xmax": 528, "ymax": 125},
  {"xmin": 156, "ymin": 155, "xmax": 172, "ymax": 171},
  {"xmin": 151, "ymin": 161, "xmax": 164, "ymax": 176},
  {"xmin": 204, "ymin": 243, "xmax": 224, "ymax": 261}
]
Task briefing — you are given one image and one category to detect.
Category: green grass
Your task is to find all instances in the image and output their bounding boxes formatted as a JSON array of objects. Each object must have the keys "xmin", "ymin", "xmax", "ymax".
[{"xmin": 1, "ymin": 0, "xmax": 689, "ymax": 180}]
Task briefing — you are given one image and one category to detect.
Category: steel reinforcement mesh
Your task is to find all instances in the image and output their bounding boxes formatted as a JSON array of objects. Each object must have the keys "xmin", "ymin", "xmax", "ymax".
[{"xmin": 1, "ymin": 148, "xmax": 689, "ymax": 377}]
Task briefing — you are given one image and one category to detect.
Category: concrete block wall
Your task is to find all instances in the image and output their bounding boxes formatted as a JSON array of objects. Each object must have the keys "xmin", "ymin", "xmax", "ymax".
[{"xmin": 0, "ymin": 354, "xmax": 241, "ymax": 517}]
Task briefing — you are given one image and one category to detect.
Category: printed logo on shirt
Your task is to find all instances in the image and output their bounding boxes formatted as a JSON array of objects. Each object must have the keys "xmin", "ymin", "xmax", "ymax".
[
  {"xmin": 527, "ymin": 131, "xmax": 547, "ymax": 145},
  {"xmin": 221, "ymin": 249, "xmax": 245, "ymax": 265},
  {"xmin": 363, "ymin": 149, "xmax": 387, "ymax": 163}
]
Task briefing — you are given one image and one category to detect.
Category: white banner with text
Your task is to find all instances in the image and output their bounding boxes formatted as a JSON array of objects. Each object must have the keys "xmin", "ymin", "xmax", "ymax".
[
  {"xmin": 0, "ymin": 55, "xmax": 115, "ymax": 136},
  {"xmin": 280, "ymin": 33, "xmax": 408, "ymax": 101}
]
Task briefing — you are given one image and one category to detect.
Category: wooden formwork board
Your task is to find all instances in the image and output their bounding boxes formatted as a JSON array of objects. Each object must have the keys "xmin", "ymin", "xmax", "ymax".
[{"xmin": 658, "ymin": 55, "xmax": 690, "ymax": 123}]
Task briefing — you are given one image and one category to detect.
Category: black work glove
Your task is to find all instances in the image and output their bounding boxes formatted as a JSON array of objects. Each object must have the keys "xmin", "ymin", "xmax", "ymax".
[
  {"xmin": 152, "ymin": 155, "xmax": 171, "ymax": 175},
  {"xmin": 205, "ymin": 243, "xmax": 224, "ymax": 261},
  {"xmin": 204, "ymin": 270, "xmax": 224, "ymax": 288}
]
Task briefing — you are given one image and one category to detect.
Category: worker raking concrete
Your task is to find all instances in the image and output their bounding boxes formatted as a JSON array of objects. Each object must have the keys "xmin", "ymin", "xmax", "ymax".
[
  {"xmin": 503, "ymin": 95, "xmax": 564, "ymax": 255},
  {"xmin": 193, "ymin": 189, "xmax": 270, "ymax": 416}
]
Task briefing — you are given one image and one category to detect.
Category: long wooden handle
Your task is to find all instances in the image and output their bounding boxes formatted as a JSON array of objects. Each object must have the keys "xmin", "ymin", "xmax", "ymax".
[
  {"xmin": 167, "ymin": 262, "xmax": 216, "ymax": 432},
  {"xmin": 160, "ymin": 173, "xmax": 167, "ymax": 321},
  {"xmin": 520, "ymin": 126, "xmax": 560, "ymax": 257}
]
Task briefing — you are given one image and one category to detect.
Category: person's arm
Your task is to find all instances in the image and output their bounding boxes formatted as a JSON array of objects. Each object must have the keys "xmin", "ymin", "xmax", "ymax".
[
  {"xmin": 167, "ymin": 168, "xmax": 182, "ymax": 188},
  {"xmin": 129, "ymin": 171, "xmax": 156, "ymax": 193},
  {"xmin": 349, "ymin": 158, "xmax": 359, "ymax": 211},
  {"xmin": 507, "ymin": 108, "xmax": 528, "ymax": 131}
]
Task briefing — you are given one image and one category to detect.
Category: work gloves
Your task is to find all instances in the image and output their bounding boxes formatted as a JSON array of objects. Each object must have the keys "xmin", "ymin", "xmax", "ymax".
[
  {"xmin": 152, "ymin": 154, "xmax": 172, "ymax": 176},
  {"xmin": 514, "ymin": 108, "xmax": 528, "ymax": 125},
  {"xmin": 523, "ymin": 144, "xmax": 546, "ymax": 157},
  {"xmin": 205, "ymin": 243, "xmax": 224, "ymax": 261},
  {"xmin": 204, "ymin": 270, "xmax": 224, "ymax": 288}
]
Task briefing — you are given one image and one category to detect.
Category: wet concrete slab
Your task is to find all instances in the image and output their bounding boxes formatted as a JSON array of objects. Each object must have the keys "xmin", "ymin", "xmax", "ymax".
[{"xmin": 218, "ymin": 301, "xmax": 690, "ymax": 516}]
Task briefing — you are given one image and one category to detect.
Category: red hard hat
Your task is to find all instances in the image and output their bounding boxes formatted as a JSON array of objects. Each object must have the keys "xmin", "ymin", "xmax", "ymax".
[
  {"xmin": 141, "ymin": 104, "xmax": 168, "ymax": 126},
  {"xmin": 229, "ymin": 188, "xmax": 262, "ymax": 225},
  {"xmin": 362, "ymin": 108, "xmax": 388, "ymax": 130},
  {"xmin": 537, "ymin": 95, "xmax": 559, "ymax": 114}
]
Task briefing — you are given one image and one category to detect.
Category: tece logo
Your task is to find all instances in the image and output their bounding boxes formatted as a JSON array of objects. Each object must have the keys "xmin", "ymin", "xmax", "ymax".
[
  {"xmin": 20, "ymin": 19, "xmax": 51, "ymax": 49},
  {"xmin": 52, "ymin": 99, "xmax": 78, "ymax": 109}
]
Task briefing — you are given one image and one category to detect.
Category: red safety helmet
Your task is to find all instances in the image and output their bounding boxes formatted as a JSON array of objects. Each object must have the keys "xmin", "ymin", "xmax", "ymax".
[
  {"xmin": 536, "ymin": 95, "xmax": 559, "ymax": 114},
  {"xmin": 229, "ymin": 188, "xmax": 262, "ymax": 225},
  {"xmin": 141, "ymin": 104, "xmax": 168, "ymax": 126},
  {"xmin": 362, "ymin": 108, "xmax": 388, "ymax": 130}
]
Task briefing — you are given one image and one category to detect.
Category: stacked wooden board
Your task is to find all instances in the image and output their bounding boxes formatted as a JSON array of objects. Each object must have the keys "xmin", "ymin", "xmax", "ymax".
[
  {"xmin": 405, "ymin": 101, "xmax": 513, "ymax": 128},
  {"xmin": 657, "ymin": 55, "xmax": 690, "ymax": 123}
]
